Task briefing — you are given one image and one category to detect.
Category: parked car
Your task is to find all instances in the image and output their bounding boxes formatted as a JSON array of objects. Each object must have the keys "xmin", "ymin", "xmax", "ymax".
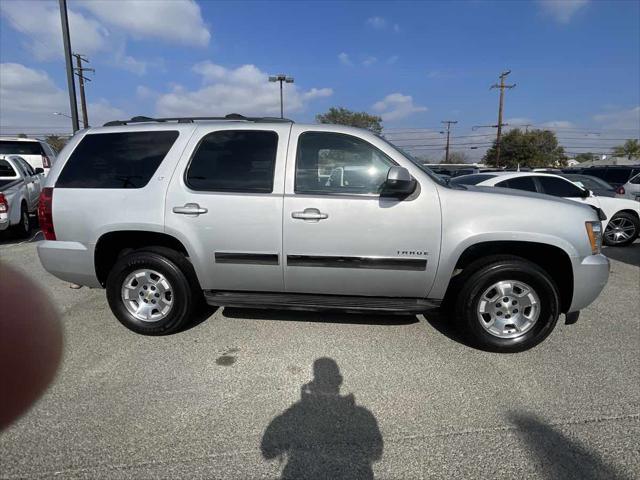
[
  {"xmin": 620, "ymin": 173, "xmax": 640, "ymax": 202},
  {"xmin": 566, "ymin": 165, "xmax": 640, "ymax": 189},
  {"xmin": 558, "ymin": 173, "xmax": 618, "ymax": 198},
  {"xmin": 0, "ymin": 137, "xmax": 57, "ymax": 176},
  {"xmin": 451, "ymin": 172, "xmax": 640, "ymax": 246},
  {"xmin": 37, "ymin": 115, "xmax": 609, "ymax": 352},
  {"xmin": 0, "ymin": 155, "xmax": 44, "ymax": 237}
]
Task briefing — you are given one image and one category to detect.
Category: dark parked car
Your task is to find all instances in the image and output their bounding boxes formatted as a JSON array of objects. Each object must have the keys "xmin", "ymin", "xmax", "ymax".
[
  {"xmin": 558, "ymin": 173, "xmax": 618, "ymax": 198},
  {"xmin": 566, "ymin": 166, "xmax": 640, "ymax": 189}
]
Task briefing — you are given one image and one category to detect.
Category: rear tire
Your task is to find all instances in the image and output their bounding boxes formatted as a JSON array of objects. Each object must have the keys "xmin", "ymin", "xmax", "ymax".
[
  {"xmin": 12, "ymin": 203, "xmax": 31, "ymax": 238},
  {"xmin": 603, "ymin": 212, "xmax": 639, "ymax": 247},
  {"xmin": 454, "ymin": 255, "xmax": 560, "ymax": 353},
  {"xmin": 106, "ymin": 248, "xmax": 197, "ymax": 335}
]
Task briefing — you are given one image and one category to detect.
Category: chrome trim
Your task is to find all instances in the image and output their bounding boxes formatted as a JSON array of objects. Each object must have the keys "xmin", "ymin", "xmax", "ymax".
[
  {"xmin": 287, "ymin": 255, "xmax": 427, "ymax": 271},
  {"xmin": 215, "ymin": 252, "xmax": 279, "ymax": 265}
]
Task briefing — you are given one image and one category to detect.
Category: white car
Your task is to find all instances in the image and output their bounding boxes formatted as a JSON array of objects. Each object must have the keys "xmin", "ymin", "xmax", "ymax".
[
  {"xmin": 0, "ymin": 137, "xmax": 57, "ymax": 176},
  {"xmin": 620, "ymin": 173, "xmax": 640, "ymax": 202},
  {"xmin": 451, "ymin": 172, "xmax": 640, "ymax": 247},
  {"xmin": 0, "ymin": 155, "xmax": 44, "ymax": 236}
]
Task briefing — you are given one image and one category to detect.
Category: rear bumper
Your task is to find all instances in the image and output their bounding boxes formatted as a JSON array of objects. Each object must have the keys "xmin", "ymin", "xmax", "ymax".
[
  {"xmin": 37, "ymin": 240, "xmax": 101, "ymax": 287},
  {"xmin": 569, "ymin": 254, "xmax": 610, "ymax": 312}
]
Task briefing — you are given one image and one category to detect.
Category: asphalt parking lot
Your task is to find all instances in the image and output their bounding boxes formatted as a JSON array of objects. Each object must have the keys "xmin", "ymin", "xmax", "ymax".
[{"xmin": 0, "ymin": 235, "xmax": 638, "ymax": 479}]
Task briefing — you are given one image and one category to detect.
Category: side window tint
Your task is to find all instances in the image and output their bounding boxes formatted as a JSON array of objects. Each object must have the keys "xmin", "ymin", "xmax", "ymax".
[
  {"xmin": 538, "ymin": 177, "xmax": 584, "ymax": 197},
  {"xmin": 631, "ymin": 174, "xmax": 640, "ymax": 185},
  {"xmin": 19, "ymin": 158, "xmax": 35, "ymax": 176},
  {"xmin": 496, "ymin": 177, "xmax": 537, "ymax": 192},
  {"xmin": 56, "ymin": 131, "xmax": 179, "ymax": 188},
  {"xmin": 295, "ymin": 132, "xmax": 394, "ymax": 194},
  {"xmin": 604, "ymin": 169, "xmax": 632, "ymax": 184},
  {"xmin": 186, "ymin": 130, "xmax": 278, "ymax": 193}
]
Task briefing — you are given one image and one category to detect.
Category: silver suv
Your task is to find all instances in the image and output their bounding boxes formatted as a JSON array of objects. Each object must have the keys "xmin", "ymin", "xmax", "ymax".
[{"xmin": 37, "ymin": 115, "xmax": 609, "ymax": 352}]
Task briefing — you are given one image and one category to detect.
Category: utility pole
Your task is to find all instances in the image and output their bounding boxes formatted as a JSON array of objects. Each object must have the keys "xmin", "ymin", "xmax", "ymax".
[
  {"xmin": 58, "ymin": 0, "xmax": 79, "ymax": 132},
  {"xmin": 268, "ymin": 74, "xmax": 294, "ymax": 118},
  {"xmin": 490, "ymin": 70, "xmax": 516, "ymax": 166},
  {"xmin": 72, "ymin": 53, "xmax": 95, "ymax": 128},
  {"xmin": 441, "ymin": 120, "xmax": 458, "ymax": 163}
]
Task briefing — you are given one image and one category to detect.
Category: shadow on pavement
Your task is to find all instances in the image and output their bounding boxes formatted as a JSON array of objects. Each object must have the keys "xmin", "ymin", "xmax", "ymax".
[
  {"xmin": 509, "ymin": 412, "xmax": 631, "ymax": 480},
  {"xmin": 422, "ymin": 309, "xmax": 474, "ymax": 348},
  {"xmin": 603, "ymin": 244, "xmax": 640, "ymax": 267},
  {"xmin": 261, "ymin": 358, "xmax": 383, "ymax": 479},
  {"xmin": 222, "ymin": 307, "xmax": 419, "ymax": 325}
]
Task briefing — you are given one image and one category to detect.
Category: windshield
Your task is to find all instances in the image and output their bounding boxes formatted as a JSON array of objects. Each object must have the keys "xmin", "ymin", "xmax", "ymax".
[
  {"xmin": 376, "ymin": 135, "xmax": 449, "ymax": 186},
  {"xmin": 561, "ymin": 174, "xmax": 613, "ymax": 191}
]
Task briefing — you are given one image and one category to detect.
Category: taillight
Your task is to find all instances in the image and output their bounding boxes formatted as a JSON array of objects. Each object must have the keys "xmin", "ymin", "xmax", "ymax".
[
  {"xmin": 42, "ymin": 155, "xmax": 51, "ymax": 169},
  {"xmin": 616, "ymin": 186, "xmax": 625, "ymax": 195},
  {"xmin": 0, "ymin": 193, "xmax": 7, "ymax": 214},
  {"xmin": 38, "ymin": 187, "xmax": 56, "ymax": 240}
]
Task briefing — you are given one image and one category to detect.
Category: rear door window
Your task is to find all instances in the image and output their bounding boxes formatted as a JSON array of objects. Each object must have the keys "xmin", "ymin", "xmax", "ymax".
[
  {"xmin": 186, "ymin": 130, "xmax": 278, "ymax": 193},
  {"xmin": 537, "ymin": 176, "xmax": 584, "ymax": 197},
  {"xmin": 495, "ymin": 176, "xmax": 538, "ymax": 192},
  {"xmin": 0, "ymin": 141, "xmax": 44, "ymax": 155},
  {"xmin": 56, "ymin": 131, "xmax": 179, "ymax": 188},
  {"xmin": 0, "ymin": 159, "xmax": 17, "ymax": 177}
]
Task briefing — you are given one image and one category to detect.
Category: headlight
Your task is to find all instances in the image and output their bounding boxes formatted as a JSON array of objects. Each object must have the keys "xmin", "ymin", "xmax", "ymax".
[{"xmin": 585, "ymin": 221, "xmax": 603, "ymax": 255}]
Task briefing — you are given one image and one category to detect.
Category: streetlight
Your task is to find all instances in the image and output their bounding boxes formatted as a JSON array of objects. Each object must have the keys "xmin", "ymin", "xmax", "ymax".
[
  {"xmin": 268, "ymin": 74, "xmax": 294, "ymax": 119},
  {"xmin": 53, "ymin": 112, "xmax": 72, "ymax": 119}
]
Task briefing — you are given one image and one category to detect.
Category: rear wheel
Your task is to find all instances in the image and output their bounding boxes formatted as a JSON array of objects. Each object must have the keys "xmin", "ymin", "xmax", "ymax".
[
  {"xmin": 454, "ymin": 256, "xmax": 560, "ymax": 353},
  {"xmin": 12, "ymin": 203, "xmax": 31, "ymax": 238},
  {"xmin": 106, "ymin": 248, "xmax": 197, "ymax": 335},
  {"xmin": 603, "ymin": 212, "xmax": 639, "ymax": 247}
]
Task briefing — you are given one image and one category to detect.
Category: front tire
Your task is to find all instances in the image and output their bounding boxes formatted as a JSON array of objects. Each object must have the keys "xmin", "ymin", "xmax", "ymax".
[
  {"xmin": 603, "ymin": 212, "xmax": 639, "ymax": 247},
  {"xmin": 106, "ymin": 249, "xmax": 196, "ymax": 335},
  {"xmin": 454, "ymin": 256, "xmax": 560, "ymax": 353}
]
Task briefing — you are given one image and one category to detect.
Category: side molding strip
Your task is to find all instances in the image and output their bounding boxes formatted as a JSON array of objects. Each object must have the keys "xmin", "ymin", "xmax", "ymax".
[
  {"xmin": 215, "ymin": 252, "xmax": 280, "ymax": 265},
  {"xmin": 287, "ymin": 255, "xmax": 427, "ymax": 271}
]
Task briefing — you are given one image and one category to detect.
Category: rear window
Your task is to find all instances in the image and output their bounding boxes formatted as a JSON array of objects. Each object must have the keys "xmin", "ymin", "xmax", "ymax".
[
  {"xmin": 603, "ymin": 169, "xmax": 633, "ymax": 184},
  {"xmin": 0, "ymin": 141, "xmax": 43, "ymax": 156},
  {"xmin": 496, "ymin": 176, "xmax": 538, "ymax": 192},
  {"xmin": 450, "ymin": 174, "xmax": 497, "ymax": 185},
  {"xmin": 56, "ymin": 131, "xmax": 179, "ymax": 189},
  {"xmin": 0, "ymin": 159, "xmax": 17, "ymax": 177}
]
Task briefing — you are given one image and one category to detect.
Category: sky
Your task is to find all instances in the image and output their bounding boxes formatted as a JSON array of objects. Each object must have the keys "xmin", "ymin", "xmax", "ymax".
[{"xmin": 0, "ymin": 0, "xmax": 639, "ymax": 161}]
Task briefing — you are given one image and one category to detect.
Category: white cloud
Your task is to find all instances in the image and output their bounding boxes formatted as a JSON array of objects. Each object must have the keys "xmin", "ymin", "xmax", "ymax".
[
  {"xmin": 505, "ymin": 117, "xmax": 533, "ymax": 127},
  {"xmin": 538, "ymin": 0, "xmax": 588, "ymax": 24},
  {"xmin": 0, "ymin": 63, "xmax": 125, "ymax": 131},
  {"xmin": 78, "ymin": 0, "xmax": 210, "ymax": 46},
  {"xmin": 0, "ymin": 1, "xmax": 109, "ymax": 60},
  {"xmin": 387, "ymin": 55, "xmax": 399, "ymax": 65},
  {"xmin": 338, "ymin": 52, "xmax": 353, "ymax": 66},
  {"xmin": 539, "ymin": 120, "xmax": 575, "ymax": 128},
  {"xmin": 155, "ymin": 61, "xmax": 332, "ymax": 117},
  {"xmin": 136, "ymin": 85, "xmax": 158, "ymax": 100},
  {"xmin": 372, "ymin": 93, "xmax": 427, "ymax": 121},
  {"xmin": 593, "ymin": 106, "xmax": 640, "ymax": 131},
  {"xmin": 366, "ymin": 16, "xmax": 387, "ymax": 29},
  {"xmin": 362, "ymin": 56, "xmax": 378, "ymax": 67}
]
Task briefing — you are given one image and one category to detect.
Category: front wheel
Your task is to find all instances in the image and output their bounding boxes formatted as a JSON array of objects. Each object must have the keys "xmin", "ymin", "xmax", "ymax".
[
  {"xmin": 454, "ymin": 256, "xmax": 560, "ymax": 353},
  {"xmin": 603, "ymin": 212, "xmax": 639, "ymax": 247},
  {"xmin": 106, "ymin": 249, "xmax": 197, "ymax": 335}
]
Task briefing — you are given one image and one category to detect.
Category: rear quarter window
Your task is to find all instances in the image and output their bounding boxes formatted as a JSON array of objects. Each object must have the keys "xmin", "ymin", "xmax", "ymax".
[
  {"xmin": 56, "ymin": 131, "xmax": 179, "ymax": 188},
  {"xmin": 0, "ymin": 141, "xmax": 44, "ymax": 156},
  {"xmin": 0, "ymin": 159, "xmax": 17, "ymax": 177}
]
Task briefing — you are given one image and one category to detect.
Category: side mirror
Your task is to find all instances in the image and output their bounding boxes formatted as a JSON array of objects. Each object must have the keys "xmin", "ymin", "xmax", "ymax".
[
  {"xmin": 381, "ymin": 166, "xmax": 416, "ymax": 197},
  {"xmin": 34, "ymin": 167, "xmax": 44, "ymax": 174},
  {"xmin": 580, "ymin": 188, "xmax": 591, "ymax": 198}
]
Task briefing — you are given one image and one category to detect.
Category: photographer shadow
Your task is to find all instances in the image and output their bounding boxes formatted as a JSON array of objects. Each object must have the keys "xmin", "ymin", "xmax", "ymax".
[{"xmin": 261, "ymin": 358, "xmax": 383, "ymax": 479}]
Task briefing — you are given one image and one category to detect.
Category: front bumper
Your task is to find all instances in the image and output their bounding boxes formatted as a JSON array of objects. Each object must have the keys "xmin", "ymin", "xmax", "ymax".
[
  {"xmin": 569, "ymin": 253, "xmax": 610, "ymax": 312},
  {"xmin": 37, "ymin": 240, "xmax": 101, "ymax": 287}
]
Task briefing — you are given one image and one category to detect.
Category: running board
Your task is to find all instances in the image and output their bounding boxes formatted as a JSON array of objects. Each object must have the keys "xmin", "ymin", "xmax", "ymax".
[{"xmin": 204, "ymin": 290, "xmax": 439, "ymax": 313}]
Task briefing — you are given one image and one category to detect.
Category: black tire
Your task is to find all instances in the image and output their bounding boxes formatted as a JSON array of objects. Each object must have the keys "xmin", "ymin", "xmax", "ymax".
[
  {"xmin": 106, "ymin": 248, "xmax": 198, "ymax": 335},
  {"xmin": 603, "ymin": 211, "xmax": 639, "ymax": 247},
  {"xmin": 12, "ymin": 202, "xmax": 31, "ymax": 238},
  {"xmin": 454, "ymin": 255, "xmax": 560, "ymax": 353}
]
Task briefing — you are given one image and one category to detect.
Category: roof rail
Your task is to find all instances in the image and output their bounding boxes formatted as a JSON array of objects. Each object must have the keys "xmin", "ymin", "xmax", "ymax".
[{"xmin": 103, "ymin": 113, "xmax": 293, "ymax": 127}]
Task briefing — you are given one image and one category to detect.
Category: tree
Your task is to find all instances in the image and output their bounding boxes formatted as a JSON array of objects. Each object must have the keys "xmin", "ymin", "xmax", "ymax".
[
  {"xmin": 441, "ymin": 151, "xmax": 470, "ymax": 164},
  {"xmin": 574, "ymin": 152, "xmax": 597, "ymax": 163},
  {"xmin": 612, "ymin": 139, "xmax": 640, "ymax": 160},
  {"xmin": 483, "ymin": 128, "xmax": 567, "ymax": 168},
  {"xmin": 316, "ymin": 107, "xmax": 383, "ymax": 134},
  {"xmin": 44, "ymin": 135, "xmax": 68, "ymax": 153}
]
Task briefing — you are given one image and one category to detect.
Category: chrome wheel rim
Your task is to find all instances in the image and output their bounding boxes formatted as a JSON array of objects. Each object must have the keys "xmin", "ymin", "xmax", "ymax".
[
  {"xmin": 477, "ymin": 280, "xmax": 540, "ymax": 339},
  {"xmin": 121, "ymin": 269, "xmax": 173, "ymax": 322},
  {"xmin": 604, "ymin": 217, "xmax": 636, "ymax": 244}
]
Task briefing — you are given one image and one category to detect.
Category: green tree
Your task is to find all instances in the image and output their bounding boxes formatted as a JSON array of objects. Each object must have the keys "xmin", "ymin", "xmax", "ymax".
[
  {"xmin": 483, "ymin": 129, "xmax": 567, "ymax": 168},
  {"xmin": 316, "ymin": 107, "xmax": 383, "ymax": 134},
  {"xmin": 612, "ymin": 139, "xmax": 640, "ymax": 160},
  {"xmin": 44, "ymin": 135, "xmax": 68, "ymax": 153},
  {"xmin": 574, "ymin": 152, "xmax": 597, "ymax": 163}
]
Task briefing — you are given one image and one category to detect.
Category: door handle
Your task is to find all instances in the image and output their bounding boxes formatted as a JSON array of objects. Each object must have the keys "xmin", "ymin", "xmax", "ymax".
[
  {"xmin": 172, "ymin": 203, "xmax": 208, "ymax": 215},
  {"xmin": 292, "ymin": 208, "xmax": 328, "ymax": 221}
]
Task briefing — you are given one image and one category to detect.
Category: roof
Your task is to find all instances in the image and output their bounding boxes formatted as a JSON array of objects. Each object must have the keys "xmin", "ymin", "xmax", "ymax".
[{"xmin": 102, "ymin": 114, "xmax": 293, "ymax": 127}]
